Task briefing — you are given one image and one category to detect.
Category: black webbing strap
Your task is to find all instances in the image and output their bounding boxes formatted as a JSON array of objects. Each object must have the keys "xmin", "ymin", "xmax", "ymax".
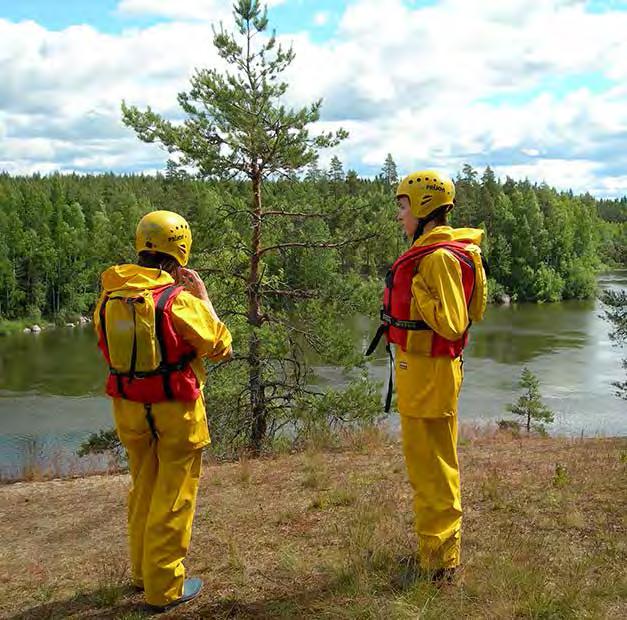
[
  {"xmin": 365, "ymin": 324, "xmax": 387, "ymax": 357},
  {"xmin": 115, "ymin": 374, "xmax": 125, "ymax": 398},
  {"xmin": 144, "ymin": 403, "xmax": 159, "ymax": 443},
  {"xmin": 380, "ymin": 311, "xmax": 431, "ymax": 331},
  {"xmin": 109, "ymin": 353, "xmax": 195, "ymax": 379},
  {"xmin": 99, "ymin": 295, "xmax": 110, "ymax": 352},
  {"xmin": 384, "ymin": 343, "xmax": 394, "ymax": 413},
  {"xmin": 365, "ymin": 313, "xmax": 431, "ymax": 358},
  {"xmin": 481, "ymin": 254, "xmax": 490, "ymax": 278},
  {"xmin": 364, "ymin": 326, "xmax": 395, "ymax": 413},
  {"xmin": 154, "ymin": 285, "xmax": 178, "ymax": 400},
  {"xmin": 126, "ymin": 298, "xmax": 141, "ymax": 381}
]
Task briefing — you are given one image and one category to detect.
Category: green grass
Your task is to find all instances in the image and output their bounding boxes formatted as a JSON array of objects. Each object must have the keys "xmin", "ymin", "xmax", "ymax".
[
  {"xmin": 117, "ymin": 612, "xmax": 151, "ymax": 620},
  {"xmin": 310, "ymin": 487, "xmax": 357, "ymax": 510},
  {"xmin": 92, "ymin": 583, "xmax": 126, "ymax": 608},
  {"xmin": 0, "ymin": 318, "xmax": 29, "ymax": 336},
  {"xmin": 301, "ymin": 454, "xmax": 330, "ymax": 490}
]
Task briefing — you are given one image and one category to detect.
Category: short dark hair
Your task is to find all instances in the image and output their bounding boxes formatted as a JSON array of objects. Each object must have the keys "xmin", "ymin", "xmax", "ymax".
[
  {"xmin": 137, "ymin": 251, "xmax": 180, "ymax": 274},
  {"xmin": 429, "ymin": 205, "xmax": 451, "ymax": 227}
]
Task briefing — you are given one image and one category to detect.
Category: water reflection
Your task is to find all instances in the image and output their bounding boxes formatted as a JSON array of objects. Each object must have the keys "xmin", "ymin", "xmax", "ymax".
[
  {"xmin": 0, "ymin": 327, "xmax": 105, "ymax": 396},
  {"xmin": 0, "ymin": 272, "xmax": 625, "ymax": 471},
  {"xmin": 468, "ymin": 301, "xmax": 592, "ymax": 364}
]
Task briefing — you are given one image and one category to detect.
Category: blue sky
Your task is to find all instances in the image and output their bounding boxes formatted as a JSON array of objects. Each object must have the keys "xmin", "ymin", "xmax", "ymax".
[
  {"xmin": 1, "ymin": 0, "xmax": 627, "ymax": 197},
  {"xmin": 0, "ymin": 0, "xmax": 159, "ymax": 32},
  {"xmin": 0, "ymin": 0, "xmax": 438, "ymax": 37},
  {"xmin": 0, "ymin": 0, "xmax": 346, "ymax": 36}
]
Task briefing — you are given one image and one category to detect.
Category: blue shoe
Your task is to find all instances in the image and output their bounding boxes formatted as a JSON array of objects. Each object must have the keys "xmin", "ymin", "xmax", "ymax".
[{"xmin": 147, "ymin": 577, "xmax": 203, "ymax": 612}]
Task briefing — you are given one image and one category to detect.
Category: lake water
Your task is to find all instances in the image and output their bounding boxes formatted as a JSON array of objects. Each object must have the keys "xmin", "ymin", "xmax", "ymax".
[{"xmin": 1, "ymin": 271, "xmax": 625, "ymax": 475}]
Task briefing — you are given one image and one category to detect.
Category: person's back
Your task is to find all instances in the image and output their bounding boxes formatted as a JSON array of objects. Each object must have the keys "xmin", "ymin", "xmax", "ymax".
[{"xmin": 94, "ymin": 210, "xmax": 232, "ymax": 611}]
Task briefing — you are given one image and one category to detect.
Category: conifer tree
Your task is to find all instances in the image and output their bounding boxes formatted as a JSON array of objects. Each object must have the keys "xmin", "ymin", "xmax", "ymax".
[
  {"xmin": 121, "ymin": 0, "xmax": 378, "ymax": 453},
  {"xmin": 381, "ymin": 153, "xmax": 398, "ymax": 187},
  {"xmin": 600, "ymin": 290, "xmax": 627, "ymax": 400},
  {"xmin": 507, "ymin": 367, "xmax": 554, "ymax": 433}
]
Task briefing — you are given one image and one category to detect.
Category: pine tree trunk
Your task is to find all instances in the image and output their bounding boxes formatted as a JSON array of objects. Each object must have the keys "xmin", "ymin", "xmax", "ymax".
[{"xmin": 248, "ymin": 169, "xmax": 266, "ymax": 454}]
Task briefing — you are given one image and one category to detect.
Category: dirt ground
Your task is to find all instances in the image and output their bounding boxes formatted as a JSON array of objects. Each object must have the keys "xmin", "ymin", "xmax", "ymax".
[{"xmin": 1, "ymin": 430, "xmax": 625, "ymax": 619}]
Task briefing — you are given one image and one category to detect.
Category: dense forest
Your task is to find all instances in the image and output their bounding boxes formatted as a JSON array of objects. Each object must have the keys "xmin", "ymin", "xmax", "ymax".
[
  {"xmin": 1, "ymin": 0, "xmax": 625, "ymax": 453},
  {"xmin": 0, "ymin": 164, "xmax": 624, "ymax": 323}
]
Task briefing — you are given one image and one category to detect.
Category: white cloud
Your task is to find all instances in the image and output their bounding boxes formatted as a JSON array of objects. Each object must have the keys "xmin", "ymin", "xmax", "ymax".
[
  {"xmin": 493, "ymin": 159, "xmax": 600, "ymax": 194},
  {"xmin": 493, "ymin": 157, "xmax": 627, "ymax": 198},
  {"xmin": 117, "ymin": 0, "xmax": 286, "ymax": 21},
  {"xmin": 2, "ymin": 1, "xmax": 627, "ymax": 197},
  {"xmin": 313, "ymin": 11, "xmax": 330, "ymax": 26},
  {"xmin": 0, "ymin": 17, "xmax": 222, "ymax": 173},
  {"xmin": 281, "ymin": 0, "xmax": 627, "ymax": 196}
]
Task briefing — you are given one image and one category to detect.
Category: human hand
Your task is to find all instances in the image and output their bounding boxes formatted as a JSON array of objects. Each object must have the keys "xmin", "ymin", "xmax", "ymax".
[
  {"xmin": 177, "ymin": 268, "xmax": 210, "ymax": 303},
  {"xmin": 177, "ymin": 268, "xmax": 221, "ymax": 321}
]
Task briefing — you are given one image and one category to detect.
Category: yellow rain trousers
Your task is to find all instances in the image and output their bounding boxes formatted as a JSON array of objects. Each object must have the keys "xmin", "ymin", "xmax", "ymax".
[
  {"xmin": 94, "ymin": 265, "xmax": 232, "ymax": 607},
  {"xmin": 395, "ymin": 226, "xmax": 484, "ymax": 570}
]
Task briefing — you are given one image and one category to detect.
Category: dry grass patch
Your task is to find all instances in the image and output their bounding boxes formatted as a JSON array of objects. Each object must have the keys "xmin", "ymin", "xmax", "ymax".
[
  {"xmin": 237, "ymin": 455, "xmax": 252, "ymax": 485},
  {"xmin": 0, "ymin": 434, "xmax": 625, "ymax": 619},
  {"xmin": 309, "ymin": 487, "xmax": 357, "ymax": 510},
  {"xmin": 301, "ymin": 453, "xmax": 331, "ymax": 490}
]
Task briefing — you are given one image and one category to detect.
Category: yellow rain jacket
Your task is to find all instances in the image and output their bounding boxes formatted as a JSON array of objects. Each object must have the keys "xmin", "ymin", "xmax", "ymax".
[
  {"xmin": 93, "ymin": 264, "xmax": 232, "ymax": 607},
  {"xmin": 395, "ymin": 225, "xmax": 486, "ymax": 571},
  {"xmin": 395, "ymin": 226, "xmax": 484, "ymax": 418}
]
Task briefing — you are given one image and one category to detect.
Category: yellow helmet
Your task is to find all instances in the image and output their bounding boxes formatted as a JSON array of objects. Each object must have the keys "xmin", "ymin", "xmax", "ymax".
[
  {"xmin": 135, "ymin": 210, "xmax": 192, "ymax": 267},
  {"xmin": 396, "ymin": 170, "xmax": 455, "ymax": 220}
]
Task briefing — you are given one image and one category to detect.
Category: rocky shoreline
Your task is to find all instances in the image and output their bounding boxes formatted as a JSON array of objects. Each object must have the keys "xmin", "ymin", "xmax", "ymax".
[{"xmin": 21, "ymin": 316, "xmax": 92, "ymax": 334}]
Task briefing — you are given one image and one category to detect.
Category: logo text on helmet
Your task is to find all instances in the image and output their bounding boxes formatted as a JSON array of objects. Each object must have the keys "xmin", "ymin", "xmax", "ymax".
[
  {"xmin": 168, "ymin": 234, "xmax": 185, "ymax": 242},
  {"xmin": 426, "ymin": 184, "xmax": 445, "ymax": 192}
]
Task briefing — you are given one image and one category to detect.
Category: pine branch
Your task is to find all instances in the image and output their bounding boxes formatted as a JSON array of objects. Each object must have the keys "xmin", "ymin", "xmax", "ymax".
[
  {"xmin": 258, "ymin": 233, "xmax": 376, "ymax": 256},
  {"xmin": 261, "ymin": 210, "xmax": 326, "ymax": 218},
  {"xmin": 195, "ymin": 268, "xmax": 249, "ymax": 283},
  {"xmin": 220, "ymin": 310, "xmax": 250, "ymax": 320},
  {"xmin": 261, "ymin": 288, "xmax": 319, "ymax": 298},
  {"xmin": 207, "ymin": 354, "xmax": 248, "ymax": 373}
]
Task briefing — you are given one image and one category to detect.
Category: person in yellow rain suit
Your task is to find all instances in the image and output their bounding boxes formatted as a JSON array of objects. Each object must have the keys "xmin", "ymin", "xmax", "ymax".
[
  {"xmin": 371, "ymin": 170, "xmax": 487, "ymax": 582},
  {"xmin": 93, "ymin": 210, "xmax": 232, "ymax": 611}
]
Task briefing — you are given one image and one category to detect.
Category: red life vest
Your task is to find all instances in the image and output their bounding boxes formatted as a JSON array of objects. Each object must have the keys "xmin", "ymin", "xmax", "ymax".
[
  {"xmin": 366, "ymin": 241, "xmax": 476, "ymax": 358},
  {"xmin": 97, "ymin": 285, "xmax": 200, "ymax": 403}
]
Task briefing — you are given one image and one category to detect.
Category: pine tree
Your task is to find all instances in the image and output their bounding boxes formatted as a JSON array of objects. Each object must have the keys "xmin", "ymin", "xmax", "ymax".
[
  {"xmin": 305, "ymin": 160, "xmax": 322, "ymax": 182},
  {"xmin": 345, "ymin": 169, "xmax": 359, "ymax": 196},
  {"xmin": 507, "ymin": 367, "xmax": 554, "ymax": 433},
  {"xmin": 381, "ymin": 153, "xmax": 398, "ymax": 187},
  {"xmin": 121, "ymin": 0, "xmax": 379, "ymax": 454},
  {"xmin": 600, "ymin": 290, "xmax": 627, "ymax": 400},
  {"xmin": 329, "ymin": 156, "xmax": 345, "ymax": 182}
]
